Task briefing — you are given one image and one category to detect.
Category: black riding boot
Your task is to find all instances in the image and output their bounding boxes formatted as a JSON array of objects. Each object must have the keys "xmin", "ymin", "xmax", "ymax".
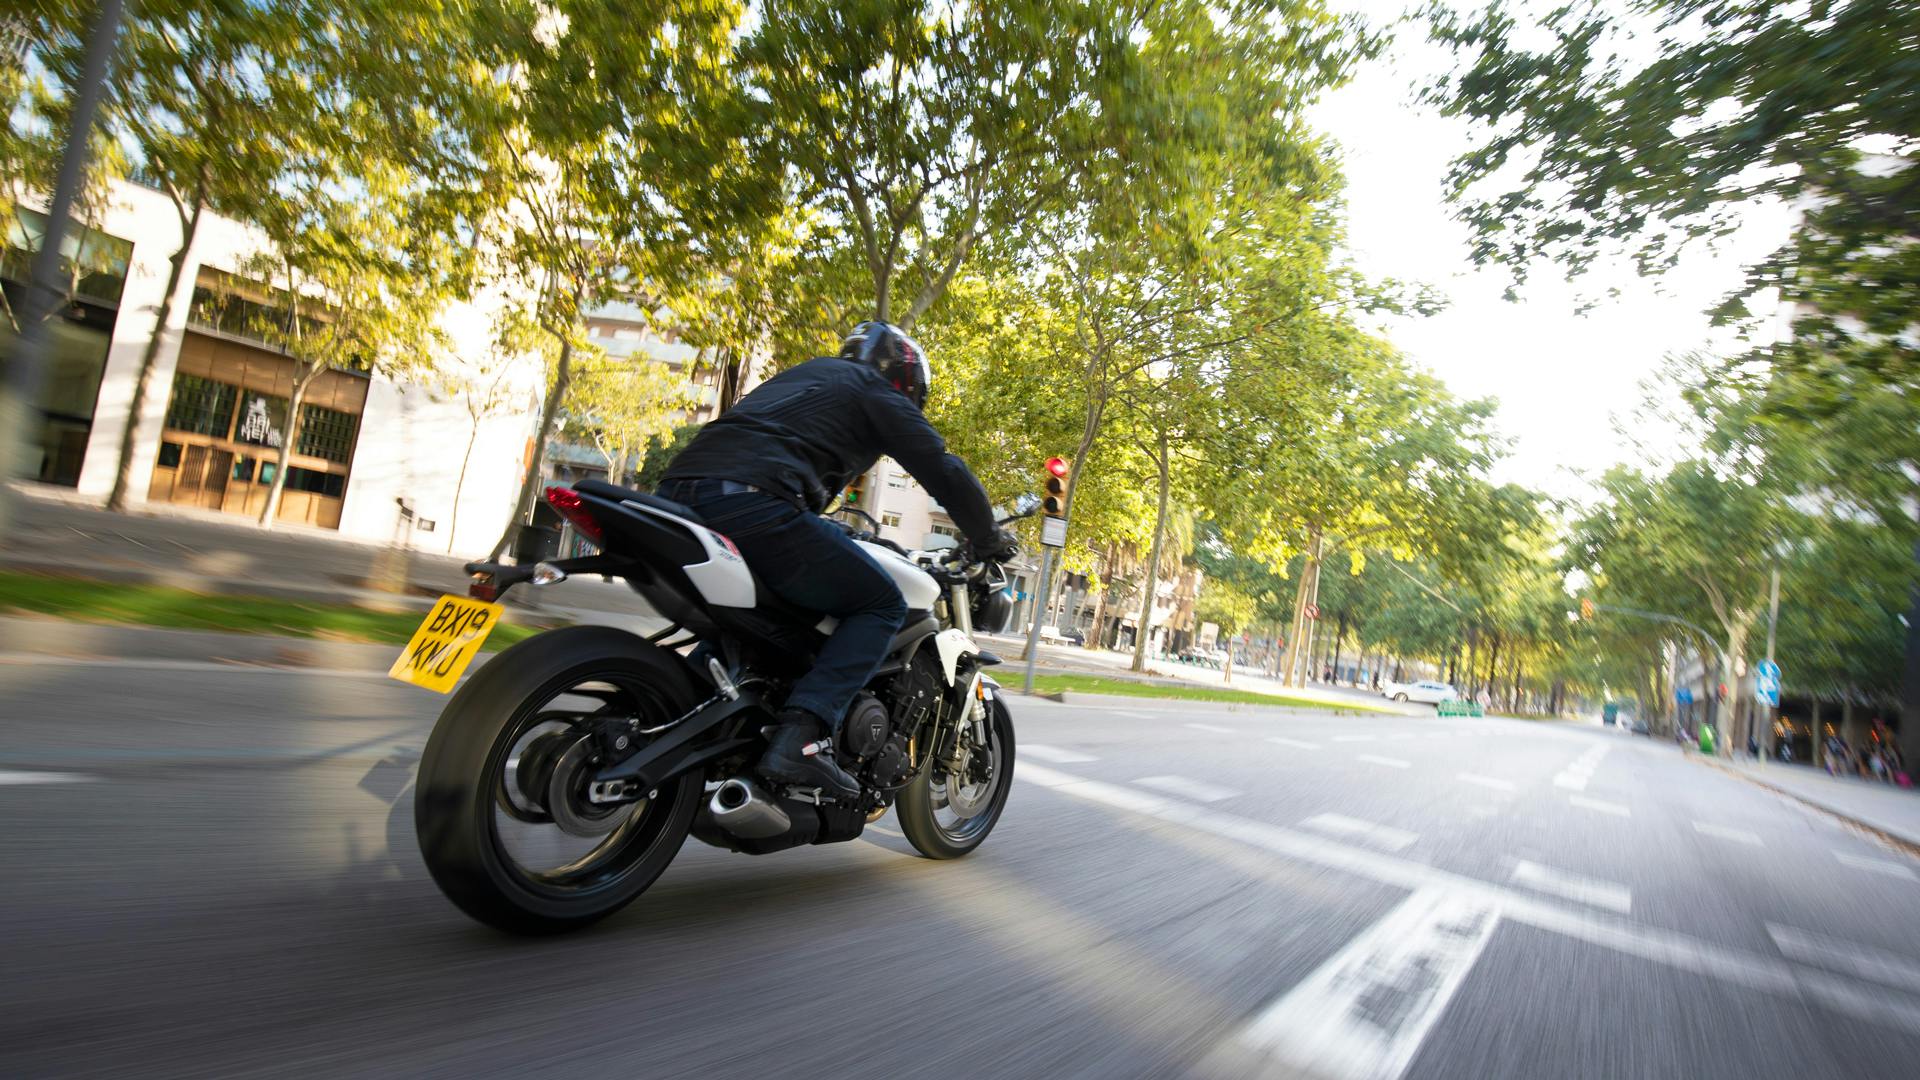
[{"xmin": 758, "ymin": 709, "xmax": 861, "ymax": 799}]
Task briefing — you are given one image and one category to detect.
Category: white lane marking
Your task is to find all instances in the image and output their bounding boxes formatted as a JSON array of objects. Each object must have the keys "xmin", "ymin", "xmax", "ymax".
[
  {"xmin": 1134, "ymin": 775, "xmax": 1241, "ymax": 803},
  {"xmin": 1357, "ymin": 754, "xmax": 1412, "ymax": 769},
  {"xmin": 1300, "ymin": 813, "xmax": 1418, "ymax": 852},
  {"xmin": 1456, "ymin": 773, "xmax": 1516, "ymax": 793},
  {"xmin": 1014, "ymin": 763, "xmax": 1920, "ymax": 1034},
  {"xmin": 1232, "ymin": 888, "xmax": 1500, "ymax": 1080},
  {"xmin": 0, "ymin": 769, "xmax": 95, "ymax": 785},
  {"xmin": 1020, "ymin": 743, "xmax": 1098, "ymax": 764},
  {"xmin": 1332, "ymin": 735, "xmax": 1376, "ymax": 743},
  {"xmin": 1768, "ymin": 923, "xmax": 1920, "ymax": 994},
  {"xmin": 1552, "ymin": 745, "xmax": 1610, "ymax": 791},
  {"xmin": 1510, "ymin": 860, "xmax": 1632, "ymax": 914},
  {"xmin": 1390, "ymin": 733, "xmax": 1418, "ymax": 742},
  {"xmin": 1835, "ymin": 852, "xmax": 1920, "ymax": 881},
  {"xmin": 866, "ymin": 824, "xmax": 903, "ymax": 838},
  {"xmin": 1693, "ymin": 822, "xmax": 1763, "ymax": 847},
  {"xmin": 1110, "ymin": 709, "xmax": 1156, "ymax": 719},
  {"xmin": 1267, "ymin": 736, "xmax": 1320, "ymax": 750},
  {"xmin": 1184, "ymin": 723, "xmax": 1236, "ymax": 735},
  {"xmin": 1568, "ymin": 795, "xmax": 1631, "ymax": 818}
]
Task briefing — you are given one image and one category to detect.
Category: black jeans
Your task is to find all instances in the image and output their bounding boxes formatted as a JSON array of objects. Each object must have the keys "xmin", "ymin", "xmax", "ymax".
[{"xmin": 658, "ymin": 479, "xmax": 907, "ymax": 729}]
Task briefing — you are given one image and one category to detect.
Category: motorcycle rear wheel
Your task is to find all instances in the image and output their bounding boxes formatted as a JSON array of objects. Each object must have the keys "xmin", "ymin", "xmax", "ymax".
[{"xmin": 414, "ymin": 626, "xmax": 704, "ymax": 934}]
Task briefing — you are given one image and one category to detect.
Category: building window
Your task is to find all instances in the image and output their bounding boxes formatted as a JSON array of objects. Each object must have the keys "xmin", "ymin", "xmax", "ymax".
[
  {"xmin": 887, "ymin": 474, "xmax": 910, "ymax": 489},
  {"xmin": 882, "ymin": 512, "xmax": 903, "ymax": 528},
  {"xmin": 283, "ymin": 466, "xmax": 347, "ymax": 498},
  {"xmin": 163, "ymin": 374, "xmax": 237, "ymax": 437},
  {"xmin": 930, "ymin": 523, "xmax": 958, "ymax": 538},
  {"xmin": 298, "ymin": 403, "xmax": 358, "ymax": 464}
]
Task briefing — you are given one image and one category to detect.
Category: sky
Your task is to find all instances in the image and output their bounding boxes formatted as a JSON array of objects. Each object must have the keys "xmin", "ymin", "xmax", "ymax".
[{"xmin": 1307, "ymin": 1, "xmax": 1797, "ymax": 502}]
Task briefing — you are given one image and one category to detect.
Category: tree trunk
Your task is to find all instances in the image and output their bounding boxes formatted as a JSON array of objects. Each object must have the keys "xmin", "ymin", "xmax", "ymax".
[
  {"xmin": 108, "ymin": 198, "xmax": 202, "ymax": 512},
  {"xmin": 259, "ymin": 371, "xmax": 314, "ymax": 528},
  {"xmin": 489, "ymin": 331, "xmax": 576, "ymax": 561},
  {"xmin": 448, "ymin": 416, "xmax": 481, "ymax": 553},
  {"xmin": 1130, "ymin": 429, "xmax": 1172, "ymax": 674},
  {"xmin": 1084, "ymin": 543, "xmax": 1114, "ymax": 652},
  {"xmin": 1331, "ymin": 612, "xmax": 1347, "ymax": 682},
  {"xmin": 1284, "ymin": 529, "xmax": 1323, "ymax": 686}
]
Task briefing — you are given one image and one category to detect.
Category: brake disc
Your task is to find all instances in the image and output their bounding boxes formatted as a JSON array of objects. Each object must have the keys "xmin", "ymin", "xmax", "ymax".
[
  {"xmin": 944, "ymin": 736, "xmax": 997, "ymax": 820},
  {"xmin": 546, "ymin": 736, "xmax": 633, "ymax": 838}
]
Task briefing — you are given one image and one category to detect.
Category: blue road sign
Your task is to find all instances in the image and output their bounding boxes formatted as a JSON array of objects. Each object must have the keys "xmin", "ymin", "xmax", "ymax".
[{"xmin": 1754, "ymin": 659, "xmax": 1781, "ymax": 708}]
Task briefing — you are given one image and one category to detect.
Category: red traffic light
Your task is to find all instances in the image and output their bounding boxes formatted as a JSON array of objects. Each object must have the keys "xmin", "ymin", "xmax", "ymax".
[{"xmin": 1046, "ymin": 456, "xmax": 1068, "ymax": 478}]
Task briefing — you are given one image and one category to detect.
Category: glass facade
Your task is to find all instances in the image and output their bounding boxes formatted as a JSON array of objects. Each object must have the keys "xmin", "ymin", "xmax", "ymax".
[{"xmin": 0, "ymin": 206, "xmax": 132, "ymax": 486}]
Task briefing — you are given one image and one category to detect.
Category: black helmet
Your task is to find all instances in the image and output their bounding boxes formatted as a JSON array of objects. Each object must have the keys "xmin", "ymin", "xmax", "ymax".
[{"xmin": 841, "ymin": 321, "xmax": 932, "ymax": 409}]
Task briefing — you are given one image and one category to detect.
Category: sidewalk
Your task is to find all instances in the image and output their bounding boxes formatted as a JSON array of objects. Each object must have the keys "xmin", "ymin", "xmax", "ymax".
[
  {"xmin": 1705, "ymin": 753, "xmax": 1920, "ymax": 852},
  {"xmin": 975, "ymin": 629, "xmax": 1426, "ymax": 715},
  {"xmin": 2, "ymin": 482, "xmax": 661, "ymax": 625}
]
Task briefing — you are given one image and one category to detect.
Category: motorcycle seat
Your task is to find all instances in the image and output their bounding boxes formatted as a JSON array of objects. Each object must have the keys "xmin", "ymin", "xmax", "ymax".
[{"xmin": 575, "ymin": 479, "xmax": 706, "ymax": 525}]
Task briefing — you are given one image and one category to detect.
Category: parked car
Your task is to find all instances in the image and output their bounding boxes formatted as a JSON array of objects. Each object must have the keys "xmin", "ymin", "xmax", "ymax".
[{"xmin": 1382, "ymin": 679, "xmax": 1461, "ymax": 705}]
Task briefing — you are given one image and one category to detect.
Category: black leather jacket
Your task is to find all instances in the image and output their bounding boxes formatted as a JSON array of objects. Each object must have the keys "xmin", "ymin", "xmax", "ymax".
[{"xmin": 660, "ymin": 355, "xmax": 998, "ymax": 542}]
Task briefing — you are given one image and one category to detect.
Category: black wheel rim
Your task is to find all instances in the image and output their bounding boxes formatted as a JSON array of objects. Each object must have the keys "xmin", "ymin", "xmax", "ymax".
[
  {"xmin": 481, "ymin": 669, "xmax": 687, "ymax": 899},
  {"xmin": 926, "ymin": 706, "xmax": 1007, "ymax": 844}
]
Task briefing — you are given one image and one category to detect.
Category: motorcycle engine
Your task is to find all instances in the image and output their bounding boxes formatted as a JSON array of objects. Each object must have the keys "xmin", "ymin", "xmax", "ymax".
[{"xmin": 837, "ymin": 692, "xmax": 912, "ymax": 790}]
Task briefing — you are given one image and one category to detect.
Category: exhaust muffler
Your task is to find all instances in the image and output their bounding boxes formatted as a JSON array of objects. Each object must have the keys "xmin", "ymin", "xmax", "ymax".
[{"xmin": 709, "ymin": 778, "xmax": 791, "ymax": 839}]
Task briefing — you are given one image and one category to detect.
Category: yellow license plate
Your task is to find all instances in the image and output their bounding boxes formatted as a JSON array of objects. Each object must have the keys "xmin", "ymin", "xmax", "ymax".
[{"xmin": 388, "ymin": 594, "xmax": 504, "ymax": 693}]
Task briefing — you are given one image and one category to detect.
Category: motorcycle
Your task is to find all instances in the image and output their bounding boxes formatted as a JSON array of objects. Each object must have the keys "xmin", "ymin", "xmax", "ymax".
[{"xmin": 408, "ymin": 479, "xmax": 1035, "ymax": 934}]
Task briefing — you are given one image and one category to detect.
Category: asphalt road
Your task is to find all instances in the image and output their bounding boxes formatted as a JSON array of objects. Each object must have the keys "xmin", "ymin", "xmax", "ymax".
[{"xmin": 5, "ymin": 658, "xmax": 1920, "ymax": 1079}]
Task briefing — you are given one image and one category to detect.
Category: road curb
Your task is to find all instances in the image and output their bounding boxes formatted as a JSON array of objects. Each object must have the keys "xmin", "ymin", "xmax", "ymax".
[{"xmin": 1696, "ymin": 756, "xmax": 1920, "ymax": 859}]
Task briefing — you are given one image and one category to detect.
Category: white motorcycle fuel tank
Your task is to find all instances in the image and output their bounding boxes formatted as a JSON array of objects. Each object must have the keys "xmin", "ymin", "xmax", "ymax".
[{"xmin": 852, "ymin": 541, "xmax": 942, "ymax": 610}]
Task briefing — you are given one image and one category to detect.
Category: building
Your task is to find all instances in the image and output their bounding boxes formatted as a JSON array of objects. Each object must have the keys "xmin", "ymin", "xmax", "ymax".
[{"xmin": 4, "ymin": 178, "xmax": 545, "ymax": 553}]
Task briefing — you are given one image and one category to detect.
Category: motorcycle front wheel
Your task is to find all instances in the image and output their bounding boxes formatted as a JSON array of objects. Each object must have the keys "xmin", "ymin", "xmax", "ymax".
[
  {"xmin": 898, "ymin": 694, "xmax": 1015, "ymax": 859},
  {"xmin": 414, "ymin": 626, "xmax": 704, "ymax": 934}
]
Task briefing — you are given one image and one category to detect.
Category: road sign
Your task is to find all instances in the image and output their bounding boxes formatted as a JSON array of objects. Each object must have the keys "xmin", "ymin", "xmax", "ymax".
[
  {"xmin": 1040, "ymin": 516, "xmax": 1067, "ymax": 548},
  {"xmin": 1754, "ymin": 659, "xmax": 1781, "ymax": 707},
  {"xmin": 1305, "ymin": 603, "xmax": 1320, "ymax": 620}
]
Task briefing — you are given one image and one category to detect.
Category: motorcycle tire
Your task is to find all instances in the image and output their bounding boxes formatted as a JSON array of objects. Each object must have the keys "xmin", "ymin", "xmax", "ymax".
[
  {"xmin": 899, "ymin": 695, "xmax": 1015, "ymax": 860},
  {"xmin": 414, "ymin": 625, "xmax": 704, "ymax": 934}
]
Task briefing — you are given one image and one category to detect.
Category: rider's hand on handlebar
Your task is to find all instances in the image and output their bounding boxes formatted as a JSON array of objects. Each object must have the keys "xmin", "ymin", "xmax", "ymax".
[{"xmin": 969, "ymin": 527, "xmax": 1020, "ymax": 564}]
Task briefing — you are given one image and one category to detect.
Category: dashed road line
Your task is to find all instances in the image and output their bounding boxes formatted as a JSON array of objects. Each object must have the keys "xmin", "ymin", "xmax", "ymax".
[
  {"xmin": 1267, "ymin": 737, "xmax": 1320, "ymax": 751},
  {"xmin": 1835, "ymin": 852, "xmax": 1919, "ymax": 882},
  {"xmin": 0, "ymin": 769, "xmax": 95, "ymax": 785},
  {"xmin": 1135, "ymin": 775, "xmax": 1240, "ymax": 803},
  {"xmin": 1456, "ymin": 773, "xmax": 1516, "ymax": 793},
  {"xmin": 1021, "ymin": 744, "xmax": 1098, "ymax": 765},
  {"xmin": 1356, "ymin": 754, "xmax": 1412, "ymax": 769},
  {"xmin": 1014, "ymin": 763, "xmax": 1920, "ymax": 1035},
  {"xmin": 1110, "ymin": 709, "xmax": 1156, "ymax": 719},
  {"xmin": 1768, "ymin": 923, "xmax": 1920, "ymax": 994},
  {"xmin": 1332, "ymin": 735, "xmax": 1376, "ymax": 743},
  {"xmin": 1568, "ymin": 795, "xmax": 1631, "ymax": 818},
  {"xmin": 1693, "ymin": 822, "xmax": 1763, "ymax": 847},
  {"xmin": 1509, "ymin": 860, "xmax": 1632, "ymax": 914},
  {"xmin": 1225, "ymin": 888, "xmax": 1500, "ymax": 1080},
  {"xmin": 1184, "ymin": 723, "xmax": 1236, "ymax": 735},
  {"xmin": 1300, "ymin": 813, "xmax": 1418, "ymax": 852}
]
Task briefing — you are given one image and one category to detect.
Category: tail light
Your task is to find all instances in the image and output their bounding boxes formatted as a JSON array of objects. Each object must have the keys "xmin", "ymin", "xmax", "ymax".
[{"xmin": 544, "ymin": 486, "xmax": 604, "ymax": 544}]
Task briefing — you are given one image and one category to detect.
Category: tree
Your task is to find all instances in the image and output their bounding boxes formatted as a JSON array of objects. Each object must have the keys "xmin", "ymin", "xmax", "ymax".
[
  {"xmin": 98, "ymin": 0, "xmax": 308, "ymax": 511},
  {"xmin": 1194, "ymin": 576, "xmax": 1257, "ymax": 682},
  {"xmin": 564, "ymin": 348, "xmax": 702, "ymax": 488},
  {"xmin": 474, "ymin": 0, "xmax": 770, "ymax": 559},
  {"xmin": 740, "ymin": 0, "xmax": 1365, "ymax": 329},
  {"xmin": 234, "ymin": 169, "xmax": 455, "ymax": 527}
]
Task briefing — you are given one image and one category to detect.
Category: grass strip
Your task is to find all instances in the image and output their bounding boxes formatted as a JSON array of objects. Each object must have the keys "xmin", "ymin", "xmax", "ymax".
[
  {"xmin": 0, "ymin": 571, "xmax": 540, "ymax": 650},
  {"xmin": 1027, "ymin": 672, "xmax": 1395, "ymax": 712}
]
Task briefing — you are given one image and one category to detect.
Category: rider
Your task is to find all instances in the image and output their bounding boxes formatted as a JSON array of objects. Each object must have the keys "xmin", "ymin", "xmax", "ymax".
[{"xmin": 657, "ymin": 322, "xmax": 1017, "ymax": 798}]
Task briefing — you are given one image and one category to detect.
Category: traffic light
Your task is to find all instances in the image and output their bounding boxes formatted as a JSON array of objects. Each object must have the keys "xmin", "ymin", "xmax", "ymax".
[
  {"xmin": 1042, "ymin": 456, "xmax": 1070, "ymax": 517},
  {"xmin": 842, "ymin": 471, "xmax": 869, "ymax": 508},
  {"xmin": 1579, "ymin": 597, "xmax": 1595, "ymax": 620}
]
